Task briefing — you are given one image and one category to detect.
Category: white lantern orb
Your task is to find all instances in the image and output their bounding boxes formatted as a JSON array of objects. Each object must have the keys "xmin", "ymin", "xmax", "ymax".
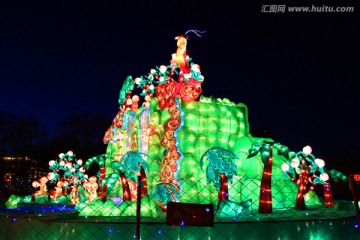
[
  {"xmin": 291, "ymin": 158, "xmax": 300, "ymax": 168},
  {"xmin": 320, "ymin": 173, "xmax": 329, "ymax": 181},
  {"xmin": 191, "ymin": 64, "xmax": 200, "ymax": 72},
  {"xmin": 59, "ymin": 153, "xmax": 64, "ymax": 159},
  {"xmin": 159, "ymin": 65, "xmax": 167, "ymax": 74},
  {"xmin": 67, "ymin": 150, "xmax": 74, "ymax": 156},
  {"xmin": 47, "ymin": 172, "xmax": 55, "ymax": 180},
  {"xmin": 150, "ymin": 69, "xmax": 156, "ymax": 74},
  {"xmin": 65, "ymin": 162, "xmax": 72, "ymax": 169},
  {"xmin": 281, "ymin": 163, "xmax": 290, "ymax": 172},
  {"xmin": 77, "ymin": 159, "xmax": 83, "ymax": 165},
  {"xmin": 134, "ymin": 77, "xmax": 141, "ymax": 85},
  {"xmin": 32, "ymin": 181, "xmax": 40, "ymax": 188},
  {"xmin": 184, "ymin": 73, "xmax": 191, "ymax": 79},
  {"xmin": 303, "ymin": 145, "xmax": 312, "ymax": 155},
  {"xmin": 59, "ymin": 160, "xmax": 65, "ymax": 166},
  {"xmin": 315, "ymin": 158, "xmax": 325, "ymax": 168},
  {"xmin": 49, "ymin": 160, "xmax": 56, "ymax": 166}
]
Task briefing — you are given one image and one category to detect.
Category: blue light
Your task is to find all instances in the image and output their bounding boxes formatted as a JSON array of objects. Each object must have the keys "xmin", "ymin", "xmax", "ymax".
[
  {"xmin": 179, "ymin": 220, "xmax": 185, "ymax": 226},
  {"xmin": 157, "ymin": 229, "xmax": 163, "ymax": 234}
]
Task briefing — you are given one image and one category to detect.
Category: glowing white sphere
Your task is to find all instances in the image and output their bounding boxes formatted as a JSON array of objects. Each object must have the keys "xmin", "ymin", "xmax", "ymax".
[
  {"xmin": 191, "ymin": 64, "xmax": 200, "ymax": 72},
  {"xmin": 291, "ymin": 158, "xmax": 300, "ymax": 168},
  {"xmin": 303, "ymin": 146, "xmax": 312, "ymax": 155},
  {"xmin": 49, "ymin": 160, "xmax": 56, "ymax": 166},
  {"xmin": 59, "ymin": 160, "xmax": 65, "ymax": 166},
  {"xmin": 65, "ymin": 162, "xmax": 72, "ymax": 169},
  {"xmin": 184, "ymin": 73, "xmax": 191, "ymax": 79},
  {"xmin": 67, "ymin": 150, "xmax": 74, "ymax": 156},
  {"xmin": 159, "ymin": 65, "xmax": 167, "ymax": 74},
  {"xmin": 32, "ymin": 181, "xmax": 40, "ymax": 188},
  {"xmin": 320, "ymin": 173, "xmax": 329, "ymax": 181},
  {"xmin": 281, "ymin": 163, "xmax": 290, "ymax": 172},
  {"xmin": 77, "ymin": 159, "xmax": 83, "ymax": 165},
  {"xmin": 315, "ymin": 158, "xmax": 325, "ymax": 168},
  {"xmin": 47, "ymin": 172, "xmax": 55, "ymax": 180},
  {"xmin": 134, "ymin": 77, "xmax": 141, "ymax": 85},
  {"xmin": 59, "ymin": 153, "xmax": 64, "ymax": 159}
]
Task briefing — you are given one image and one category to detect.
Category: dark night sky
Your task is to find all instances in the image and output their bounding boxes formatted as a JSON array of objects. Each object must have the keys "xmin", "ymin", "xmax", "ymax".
[{"xmin": 0, "ymin": 1, "xmax": 358, "ymax": 166}]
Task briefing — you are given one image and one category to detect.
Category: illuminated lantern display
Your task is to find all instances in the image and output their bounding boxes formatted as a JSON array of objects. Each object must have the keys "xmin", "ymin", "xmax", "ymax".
[
  {"xmin": 281, "ymin": 146, "xmax": 347, "ymax": 209},
  {"xmin": 85, "ymin": 154, "xmax": 107, "ymax": 201},
  {"xmin": 247, "ymin": 141, "xmax": 292, "ymax": 213},
  {"xmin": 5, "ymin": 32, "xmax": 350, "ymax": 217},
  {"xmin": 101, "ymin": 32, "xmax": 347, "ymax": 214},
  {"xmin": 200, "ymin": 147, "xmax": 238, "ymax": 209}
]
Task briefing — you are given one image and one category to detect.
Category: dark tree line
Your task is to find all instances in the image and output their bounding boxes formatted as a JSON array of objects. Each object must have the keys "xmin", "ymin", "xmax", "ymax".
[{"xmin": 0, "ymin": 109, "xmax": 112, "ymax": 168}]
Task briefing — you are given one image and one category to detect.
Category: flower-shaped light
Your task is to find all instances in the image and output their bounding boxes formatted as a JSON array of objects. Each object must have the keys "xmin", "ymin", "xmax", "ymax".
[
  {"xmin": 291, "ymin": 157, "xmax": 300, "ymax": 168},
  {"xmin": 320, "ymin": 173, "xmax": 329, "ymax": 181},
  {"xmin": 281, "ymin": 163, "xmax": 290, "ymax": 172},
  {"xmin": 303, "ymin": 145, "xmax": 312, "ymax": 155},
  {"xmin": 65, "ymin": 162, "xmax": 72, "ymax": 169},
  {"xmin": 191, "ymin": 64, "xmax": 200, "ymax": 72},
  {"xmin": 135, "ymin": 77, "xmax": 142, "ymax": 85},
  {"xmin": 159, "ymin": 65, "xmax": 167, "ymax": 74},
  {"xmin": 314, "ymin": 158, "xmax": 325, "ymax": 168},
  {"xmin": 32, "ymin": 181, "xmax": 40, "ymax": 188},
  {"xmin": 47, "ymin": 172, "xmax": 55, "ymax": 180}
]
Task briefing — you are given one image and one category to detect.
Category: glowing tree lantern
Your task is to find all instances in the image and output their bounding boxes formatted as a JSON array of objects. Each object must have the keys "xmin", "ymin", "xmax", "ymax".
[
  {"xmin": 200, "ymin": 147, "xmax": 238, "ymax": 209},
  {"xmin": 103, "ymin": 151, "xmax": 151, "ymax": 202},
  {"xmin": 323, "ymin": 169, "xmax": 348, "ymax": 207},
  {"xmin": 118, "ymin": 151, "xmax": 151, "ymax": 199},
  {"xmin": 85, "ymin": 154, "xmax": 107, "ymax": 201},
  {"xmin": 32, "ymin": 150, "xmax": 88, "ymax": 203},
  {"xmin": 48, "ymin": 151, "xmax": 87, "ymax": 184},
  {"xmin": 151, "ymin": 182, "xmax": 180, "ymax": 211},
  {"xmin": 103, "ymin": 161, "xmax": 132, "ymax": 202},
  {"xmin": 281, "ymin": 146, "xmax": 320, "ymax": 209},
  {"xmin": 281, "ymin": 145, "xmax": 347, "ymax": 209},
  {"xmin": 247, "ymin": 141, "xmax": 291, "ymax": 213}
]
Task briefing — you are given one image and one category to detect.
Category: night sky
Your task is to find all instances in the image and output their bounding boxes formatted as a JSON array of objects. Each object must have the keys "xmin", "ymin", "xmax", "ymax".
[{"xmin": 0, "ymin": 1, "xmax": 358, "ymax": 167}]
